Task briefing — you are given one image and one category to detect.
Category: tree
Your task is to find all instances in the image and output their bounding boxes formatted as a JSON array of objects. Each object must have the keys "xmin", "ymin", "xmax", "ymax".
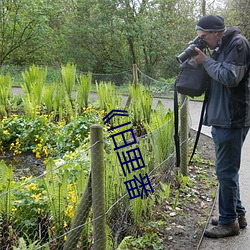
[
  {"xmin": 0, "ymin": 0, "xmax": 49, "ymax": 65},
  {"xmin": 220, "ymin": 0, "xmax": 250, "ymax": 39}
]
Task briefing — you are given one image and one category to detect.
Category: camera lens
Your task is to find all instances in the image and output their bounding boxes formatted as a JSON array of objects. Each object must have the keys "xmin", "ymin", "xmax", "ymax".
[
  {"xmin": 176, "ymin": 37, "xmax": 208, "ymax": 63},
  {"xmin": 176, "ymin": 45, "xmax": 198, "ymax": 63}
]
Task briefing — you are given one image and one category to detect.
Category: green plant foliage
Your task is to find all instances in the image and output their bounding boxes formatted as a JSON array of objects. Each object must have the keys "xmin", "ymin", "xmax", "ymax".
[
  {"xmin": 60, "ymin": 62, "xmax": 76, "ymax": 101},
  {"xmin": 21, "ymin": 65, "xmax": 47, "ymax": 118},
  {"xmin": 157, "ymin": 182, "xmax": 171, "ymax": 204},
  {"xmin": 0, "ymin": 161, "xmax": 14, "ymax": 222},
  {"xmin": 43, "ymin": 84, "xmax": 56, "ymax": 114},
  {"xmin": 12, "ymin": 176, "xmax": 49, "ymax": 240},
  {"xmin": 76, "ymin": 72, "xmax": 92, "ymax": 110},
  {"xmin": 0, "ymin": 73, "xmax": 12, "ymax": 116},
  {"xmin": 0, "ymin": 66, "xmax": 181, "ymax": 248},
  {"xmin": 0, "ymin": 109, "xmax": 100, "ymax": 158},
  {"xmin": 96, "ymin": 81, "xmax": 122, "ymax": 112},
  {"xmin": 145, "ymin": 100, "xmax": 174, "ymax": 164},
  {"xmin": 43, "ymin": 159, "xmax": 68, "ymax": 230},
  {"xmin": 129, "ymin": 83, "xmax": 153, "ymax": 125},
  {"xmin": 117, "ymin": 233, "xmax": 163, "ymax": 250}
]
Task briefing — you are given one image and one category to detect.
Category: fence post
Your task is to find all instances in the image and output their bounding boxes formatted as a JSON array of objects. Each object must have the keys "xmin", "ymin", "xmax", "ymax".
[
  {"xmin": 133, "ymin": 63, "xmax": 138, "ymax": 86},
  {"xmin": 180, "ymin": 94, "xmax": 188, "ymax": 176},
  {"xmin": 125, "ymin": 64, "xmax": 138, "ymax": 109},
  {"xmin": 91, "ymin": 124, "xmax": 106, "ymax": 250}
]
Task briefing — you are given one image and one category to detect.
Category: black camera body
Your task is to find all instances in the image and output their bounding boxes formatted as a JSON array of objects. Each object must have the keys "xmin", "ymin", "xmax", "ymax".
[{"xmin": 176, "ymin": 36, "xmax": 208, "ymax": 63}]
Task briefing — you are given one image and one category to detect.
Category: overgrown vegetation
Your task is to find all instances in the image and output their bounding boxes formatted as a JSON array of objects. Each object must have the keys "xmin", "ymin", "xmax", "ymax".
[{"xmin": 0, "ymin": 64, "xmax": 180, "ymax": 249}]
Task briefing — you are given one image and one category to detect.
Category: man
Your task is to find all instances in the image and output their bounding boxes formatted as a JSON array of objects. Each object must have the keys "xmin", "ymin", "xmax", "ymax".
[{"xmin": 192, "ymin": 15, "xmax": 250, "ymax": 238}]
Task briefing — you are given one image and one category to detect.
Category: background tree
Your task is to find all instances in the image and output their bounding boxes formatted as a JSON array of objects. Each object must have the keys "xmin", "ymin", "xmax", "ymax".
[
  {"xmin": 220, "ymin": 0, "xmax": 250, "ymax": 39},
  {"xmin": 0, "ymin": 0, "xmax": 49, "ymax": 65},
  {"xmin": 0, "ymin": 0, "xmax": 237, "ymax": 80}
]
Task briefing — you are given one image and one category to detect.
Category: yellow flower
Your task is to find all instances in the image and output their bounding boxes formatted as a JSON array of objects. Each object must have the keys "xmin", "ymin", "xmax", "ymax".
[
  {"xmin": 26, "ymin": 183, "xmax": 37, "ymax": 191},
  {"xmin": 36, "ymin": 152, "xmax": 41, "ymax": 159},
  {"xmin": 65, "ymin": 205, "xmax": 74, "ymax": 218},
  {"xmin": 12, "ymin": 207, "xmax": 17, "ymax": 212},
  {"xmin": 14, "ymin": 149, "xmax": 22, "ymax": 155},
  {"xmin": 42, "ymin": 147, "xmax": 49, "ymax": 157},
  {"xmin": 32, "ymin": 193, "xmax": 42, "ymax": 201},
  {"xmin": 3, "ymin": 130, "xmax": 9, "ymax": 135},
  {"xmin": 71, "ymin": 195, "xmax": 76, "ymax": 204}
]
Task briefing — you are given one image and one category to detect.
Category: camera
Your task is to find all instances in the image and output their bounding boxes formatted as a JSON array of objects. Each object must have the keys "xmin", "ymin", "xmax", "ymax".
[{"xmin": 176, "ymin": 36, "xmax": 208, "ymax": 64}]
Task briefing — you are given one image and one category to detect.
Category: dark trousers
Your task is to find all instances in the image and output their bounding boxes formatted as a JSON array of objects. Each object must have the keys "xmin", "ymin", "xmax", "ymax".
[{"xmin": 211, "ymin": 126, "xmax": 249, "ymax": 225}]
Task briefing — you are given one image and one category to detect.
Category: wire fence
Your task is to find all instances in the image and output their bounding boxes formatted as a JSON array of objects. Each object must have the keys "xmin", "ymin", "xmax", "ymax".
[
  {"xmin": 0, "ymin": 64, "xmax": 174, "ymax": 97},
  {"xmin": 0, "ymin": 66, "xmax": 191, "ymax": 249}
]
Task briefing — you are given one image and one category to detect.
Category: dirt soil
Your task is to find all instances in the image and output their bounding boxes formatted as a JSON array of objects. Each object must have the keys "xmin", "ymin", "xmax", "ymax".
[{"xmin": 159, "ymin": 130, "xmax": 217, "ymax": 250}]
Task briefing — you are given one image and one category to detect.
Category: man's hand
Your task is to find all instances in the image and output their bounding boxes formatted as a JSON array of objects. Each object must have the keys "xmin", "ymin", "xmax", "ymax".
[{"xmin": 192, "ymin": 47, "xmax": 207, "ymax": 64}]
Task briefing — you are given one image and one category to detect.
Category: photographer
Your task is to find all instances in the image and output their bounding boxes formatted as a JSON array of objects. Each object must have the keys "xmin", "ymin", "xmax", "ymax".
[{"xmin": 192, "ymin": 15, "xmax": 250, "ymax": 238}]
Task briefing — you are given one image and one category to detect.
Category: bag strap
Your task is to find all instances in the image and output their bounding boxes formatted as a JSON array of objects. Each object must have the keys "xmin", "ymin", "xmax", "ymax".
[
  {"xmin": 174, "ymin": 80, "xmax": 208, "ymax": 168},
  {"xmin": 189, "ymin": 91, "xmax": 208, "ymax": 164},
  {"xmin": 174, "ymin": 80, "xmax": 180, "ymax": 168}
]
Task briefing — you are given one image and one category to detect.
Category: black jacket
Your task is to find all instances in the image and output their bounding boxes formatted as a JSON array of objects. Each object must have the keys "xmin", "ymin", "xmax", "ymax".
[{"xmin": 203, "ymin": 26, "xmax": 250, "ymax": 128}]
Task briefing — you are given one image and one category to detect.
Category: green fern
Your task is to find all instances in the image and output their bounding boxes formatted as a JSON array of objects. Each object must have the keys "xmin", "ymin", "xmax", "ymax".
[
  {"xmin": 96, "ymin": 81, "xmax": 122, "ymax": 112},
  {"xmin": 43, "ymin": 159, "xmax": 68, "ymax": 228},
  {"xmin": 76, "ymin": 72, "xmax": 92, "ymax": 111},
  {"xmin": 21, "ymin": 65, "xmax": 47, "ymax": 118},
  {"xmin": 0, "ymin": 160, "xmax": 14, "ymax": 221},
  {"xmin": 117, "ymin": 236, "xmax": 134, "ymax": 250},
  {"xmin": 60, "ymin": 62, "xmax": 76, "ymax": 101}
]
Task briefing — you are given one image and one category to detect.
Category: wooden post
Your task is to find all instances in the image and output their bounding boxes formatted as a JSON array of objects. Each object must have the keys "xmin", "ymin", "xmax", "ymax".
[
  {"xmin": 91, "ymin": 124, "xmax": 106, "ymax": 250},
  {"xmin": 125, "ymin": 64, "xmax": 138, "ymax": 108},
  {"xmin": 180, "ymin": 94, "xmax": 188, "ymax": 176},
  {"xmin": 133, "ymin": 63, "xmax": 138, "ymax": 86}
]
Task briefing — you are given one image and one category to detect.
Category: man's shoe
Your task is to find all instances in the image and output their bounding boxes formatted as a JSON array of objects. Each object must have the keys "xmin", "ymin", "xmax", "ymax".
[
  {"xmin": 204, "ymin": 222, "xmax": 240, "ymax": 238},
  {"xmin": 238, "ymin": 215, "xmax": 248, "ymax": 228},
  {"xmin": 211, "ymin": 214, "xmax": 247, "ymax": 229}
]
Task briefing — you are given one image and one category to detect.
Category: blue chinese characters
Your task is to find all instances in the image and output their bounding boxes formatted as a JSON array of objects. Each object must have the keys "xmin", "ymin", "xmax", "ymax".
[{"xmin": 103, "ymin": 110, "xmax": 154, "ymax": 200}]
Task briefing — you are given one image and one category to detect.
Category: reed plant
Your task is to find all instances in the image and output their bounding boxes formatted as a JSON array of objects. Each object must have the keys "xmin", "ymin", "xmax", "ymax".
[
  {"xmin": 60, "ymin": 63, "xmax": 76, "ymax": 103},
  {"xmin": 52, "ymin": 82, "xmax": 73, "ymax": 122},
  {"xmin": 96, "ymin": 81, "xmax": 123, "ymax": 130},
  {"xmin": 96, "ymin": 81, "xmax": 122, "ymax": 112},
  {"xmin": 0, "ymin": 161, "xmax": 14, "ymax": 222},
  {"xmin": 76, "ymin": 72, "xmax": 92, "ymax": 112},
  {"xmin": 0, "ymin": 73, "xmax": 12, "ymax": 116},
  {"xmin": 129, "ymin": 84, "xmax": 152, "ymax": 125},
  {"xmin": 43, "ymin": 84, "xmax": 55, "ymax": 114},
  {"xmin": 21, "ymin": 65, "xmax": 47, "ymax": 118},
  {"xmin": 145, "ymin": 100, "xmax": 174, "ymax": 164},
  {"xmin": 43, "ymin": 159, "xmax": 69, "ymax": 239}
]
